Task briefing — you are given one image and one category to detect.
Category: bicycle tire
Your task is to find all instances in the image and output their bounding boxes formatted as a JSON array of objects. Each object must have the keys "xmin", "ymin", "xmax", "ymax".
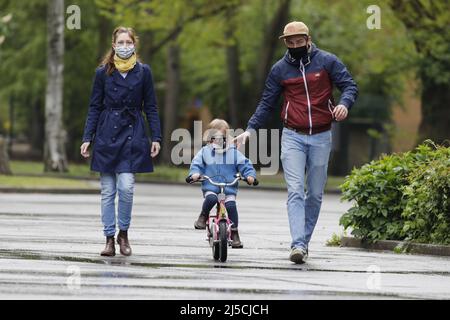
[
  {"xmin": 212, "ymin": 242, "xmax": 220, "ymax": 260},
  {"xmin": 219, "ymin": 220, "xmax": 228, "ymax": 262},
  {"xmin": 211, "ymin": 222, "xmax": 220, "ymax": 260}
]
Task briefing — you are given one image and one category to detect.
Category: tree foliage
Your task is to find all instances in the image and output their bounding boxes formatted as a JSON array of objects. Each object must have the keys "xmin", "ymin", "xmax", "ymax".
[
  {"xmin": 390, "ymin": 0, "xmax": 450, "ymax": 143},
  {"xmin": 0, "ymin": 0, "xmax": 446, "ymax": 164}
]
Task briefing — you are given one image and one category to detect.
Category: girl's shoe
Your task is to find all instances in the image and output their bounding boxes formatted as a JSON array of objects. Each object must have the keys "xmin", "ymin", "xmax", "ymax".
[
  {"xmin": 194, "ymin": 213, "xmax": 207, "ymax": 229},
  {"xmin": 231, "ymin": 228, "xmax": 243, "ymax": 248}
]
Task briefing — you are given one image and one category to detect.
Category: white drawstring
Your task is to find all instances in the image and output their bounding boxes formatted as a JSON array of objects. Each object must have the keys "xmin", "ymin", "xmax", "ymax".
[
  {"xmin": 284, "ymin": 101, "xmax": 290, "ymax": 123},
  {"xmin": 300, "ymin": 61, "xmax": 313, "ymax": 135}
]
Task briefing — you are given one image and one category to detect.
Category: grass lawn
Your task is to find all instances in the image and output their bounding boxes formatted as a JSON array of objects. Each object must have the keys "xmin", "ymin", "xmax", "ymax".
[
  {"xmin": 10, "ymin": 160, "xmax": 94, "ymax": 177},
  {"xmin": 0, "ymin": 175, "xmax": 93, "ymax": 189},
  {"xmin": 5, "ymin": 160, "xmax": 345, "ymax": 190}
]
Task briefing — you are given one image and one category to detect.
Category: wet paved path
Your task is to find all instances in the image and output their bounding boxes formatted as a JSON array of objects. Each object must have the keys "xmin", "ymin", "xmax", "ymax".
[{"xmin": 0, "ymin": 183, "xmax": 449, "ymax": 299}]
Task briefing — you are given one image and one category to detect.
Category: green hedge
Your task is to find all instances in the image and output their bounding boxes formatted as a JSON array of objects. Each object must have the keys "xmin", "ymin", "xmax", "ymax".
[{"xmin": 340, "ymin": 141, "xmax": 450, "ymax": 245}]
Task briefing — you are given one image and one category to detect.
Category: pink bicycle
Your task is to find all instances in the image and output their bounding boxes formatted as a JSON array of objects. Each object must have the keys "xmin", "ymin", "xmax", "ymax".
[{"xmin": 186, "ymin": 173, "xmax": 258, "ymax": 262}]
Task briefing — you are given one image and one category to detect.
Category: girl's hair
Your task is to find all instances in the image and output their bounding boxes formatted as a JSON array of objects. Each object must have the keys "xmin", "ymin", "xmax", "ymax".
[
  {"xmin": 204, "ymin": 118, "xmax": 232, "ymax": 142},
  {"xmin": 100, "ymin": 26, "xmax": 140, "ymax": 75}
]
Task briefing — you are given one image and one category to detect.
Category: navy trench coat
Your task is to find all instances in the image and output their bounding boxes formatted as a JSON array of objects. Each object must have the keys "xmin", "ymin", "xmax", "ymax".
[{"xmin": 82, "ymin": 62, "xmax": 162, "ymax": 173}]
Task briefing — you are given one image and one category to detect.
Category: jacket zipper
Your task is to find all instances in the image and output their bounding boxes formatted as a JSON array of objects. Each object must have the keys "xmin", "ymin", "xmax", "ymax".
[
  {"xmin": 284, "ymin": 101, "xmax": 290, "ymax": 123},
  {"xmin": 328, "ymin": 99, "xmax": 335, "ymax": 119},
  {"xmin": 300, "ymin": 61, "xmax": 313, "ymax": 135}
]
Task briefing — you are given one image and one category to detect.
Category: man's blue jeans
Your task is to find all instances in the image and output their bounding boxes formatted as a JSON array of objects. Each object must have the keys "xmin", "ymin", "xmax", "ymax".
[
  {"xmin": 280, "ymin": 127, "xmax": 332, "ymax": 250},
  {"xmin": 100, "ymin": 173, "xmax": 135, "ymax": 237}
]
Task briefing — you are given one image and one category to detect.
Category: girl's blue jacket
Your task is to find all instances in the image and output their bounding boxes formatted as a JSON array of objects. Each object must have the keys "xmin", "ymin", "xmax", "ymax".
[{"xmin": 188, "ymin": 144, "xmax": 257, "ymax": 196}]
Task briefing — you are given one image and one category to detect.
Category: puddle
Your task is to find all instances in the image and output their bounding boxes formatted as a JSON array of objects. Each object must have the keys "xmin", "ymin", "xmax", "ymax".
[
  {"xmin": 0, "ymin": 249, "xmax": 442, "ymax": 299},
  {"xmin": 0, "ymin": 280, "xmax": 408, "ymax": 299},
  {"xmin": 0, "ymin": 249, "xmax": 449, "ymax": 276}
]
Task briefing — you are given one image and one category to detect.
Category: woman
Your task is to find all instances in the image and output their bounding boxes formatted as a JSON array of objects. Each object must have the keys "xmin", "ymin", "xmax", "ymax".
[{"xmin": 80, "ymin": 26, "xmax": 162, "ymax": 257}]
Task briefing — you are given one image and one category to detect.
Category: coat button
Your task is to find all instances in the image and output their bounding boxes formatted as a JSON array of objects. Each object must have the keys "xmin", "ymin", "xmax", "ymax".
[
  {"xmin": 114, "ymin": 125, "xmax": 118, "ymax": 129},
  {"xmin": 128, "ymin": 136, "xmax": 132, "ymax": 140},
  {"xmin": 112, "ymin": 137, "xmax": 116, "ymax": 141},
  {"xmin": 129, "ymin": 124, "xmax": 132, "ymax": 128},
  {"xmin": 114, "ymin": 88, "xmax": 118, "ymax": 91},
  {"xmin": 115, "ymin": 112, "xmax": 118, "ymax": 116}
]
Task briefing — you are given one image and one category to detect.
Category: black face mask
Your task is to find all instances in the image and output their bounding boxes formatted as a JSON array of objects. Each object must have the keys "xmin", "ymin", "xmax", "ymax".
[{"xmin": 288, "ymin": 45, "xmax": 308, "ymax": 61}]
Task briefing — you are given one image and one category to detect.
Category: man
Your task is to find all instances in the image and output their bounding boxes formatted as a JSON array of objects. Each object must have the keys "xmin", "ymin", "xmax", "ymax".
[{"xmin": 234, "ymin": 21, "xmax": 358, "ymax": 264}]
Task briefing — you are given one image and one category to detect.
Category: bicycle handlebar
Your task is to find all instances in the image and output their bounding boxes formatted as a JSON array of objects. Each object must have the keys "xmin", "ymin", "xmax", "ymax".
[{"xmin": 186, "ymin": 174, "xmax": 259, "ymax": 187}]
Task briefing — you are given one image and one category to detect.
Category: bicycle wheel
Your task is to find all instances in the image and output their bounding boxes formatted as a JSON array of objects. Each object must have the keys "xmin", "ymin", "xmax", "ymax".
[
  {"xmin": 211, "ymin": 222, "xmax": 220, "ymax": 260},
  {"xmin": 212, "ymin": 242, "xmax": 220, "ymax": 260},
  {"xmin": 218, "ymin": 220, "xmax": 228, "ymax": 262}
]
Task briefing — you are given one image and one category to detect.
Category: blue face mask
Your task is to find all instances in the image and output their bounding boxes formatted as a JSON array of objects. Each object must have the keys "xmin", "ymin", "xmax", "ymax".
[{"xmin": 115, "ymin": 45, "xmax": 135, "ymax": 59}]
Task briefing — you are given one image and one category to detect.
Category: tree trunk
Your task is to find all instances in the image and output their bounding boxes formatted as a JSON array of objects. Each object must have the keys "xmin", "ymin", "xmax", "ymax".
[
  {"xmin": 0, "ymin": 136, "xmax": 12, "ymax": 175},
  {"xmin": 44, "ymin": 0, "xmax": 68, "ymax": 172},
  {"xmin": 253, "ymin": 0, "xmax": 291, "ymax": 104},
  {"xmin": 418, "ymin": 78, "xmax": 450, "ymax": 144},
  {"xmin": 162, "ymin": 44, "xmax": 181, "ymax": 163},
  {"xmin": 225, "ymin": 9, "xmax": 242, "ymax": 128},
  {"xmin": 97, "ymin": 13, "xmax": 111, "ymax": 62},
  {"xmin": 30, "ymin": 97, "xmax": 44, "ymax": 158}
]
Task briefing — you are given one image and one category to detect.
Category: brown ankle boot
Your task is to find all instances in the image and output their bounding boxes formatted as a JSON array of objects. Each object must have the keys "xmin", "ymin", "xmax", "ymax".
[
  {"xmin": 231, "ymin": 228, "xmax": 243, "ymax": 248},
  {"xmin": 194, "ymin": 213, "xmax": 208, "ymax": 230},
  {"xmin": 117, "ymin": 230, "xmax": 132, "ymax": 256},
  {"xmin": 100, "ymin": 236, "xmax": 115, "ymax": 256}
]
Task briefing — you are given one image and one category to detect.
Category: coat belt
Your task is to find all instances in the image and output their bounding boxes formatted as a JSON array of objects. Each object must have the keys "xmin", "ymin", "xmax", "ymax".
[{"xmin": 108, "ymin": 107, "xmax": 138, "ymax": 126}]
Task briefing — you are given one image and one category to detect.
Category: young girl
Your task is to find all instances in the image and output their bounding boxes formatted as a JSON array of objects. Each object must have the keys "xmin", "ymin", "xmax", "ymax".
[
  {"xmin": 188, "ymin": 119, "xmax": 256, "ymax": 248},
  {"xmin": 80, "ymin": 27, "xmax": 162, "ymax": 257}
]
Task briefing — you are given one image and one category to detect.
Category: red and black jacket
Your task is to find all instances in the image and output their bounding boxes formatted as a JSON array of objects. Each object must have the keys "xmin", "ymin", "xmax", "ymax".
[{"xmin": 247, "ymin": 44, "xmax": 358, "ymax": 134}]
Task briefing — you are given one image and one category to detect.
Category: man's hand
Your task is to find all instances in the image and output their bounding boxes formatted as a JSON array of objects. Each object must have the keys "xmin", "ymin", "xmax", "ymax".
[
  {"xmin": 246, "ymin": 176, "xmax": 255, "ymax": 185},
  {"xmin": 151, "ymin": 142, "xmax": 161, "ymax": 158},
  {"xmin": 191, "ymin": 173, "xmax": 201, "ymax": 181},
  {"xmin": 332, "ymin": 105, "xmax": 348, "ymax": 121},
  {"xmin": 232, "ymin": 131, "xmax": 251, "ymax": 149},
  {"xmin": 80, "ymin": 142, "xmax": 90, "ymax": 158}
]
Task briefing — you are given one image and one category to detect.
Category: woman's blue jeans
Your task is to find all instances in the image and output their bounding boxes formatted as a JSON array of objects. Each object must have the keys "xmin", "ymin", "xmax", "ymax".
[
  {"xmin": 280, "ymin": 127, "xmax": 332, "ymax": 251},
  {"xmin": 100, "ymin": 173, "xmax": 135, "ymax": 237}
]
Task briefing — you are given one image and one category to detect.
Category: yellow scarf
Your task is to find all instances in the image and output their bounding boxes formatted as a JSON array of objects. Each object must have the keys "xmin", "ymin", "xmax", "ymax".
[{"xmin": 114, "ymin": 53, "xmax": 137, "ymax": 73}]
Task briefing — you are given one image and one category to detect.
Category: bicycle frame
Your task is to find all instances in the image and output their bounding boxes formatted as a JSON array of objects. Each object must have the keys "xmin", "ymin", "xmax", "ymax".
[
  {"xmin": 186, "ymin": 173, "xmax": 258, "ymax": 262},
  {"xmin": 206, "ymin": 177, "xmax": 240, "ymax": 244}
]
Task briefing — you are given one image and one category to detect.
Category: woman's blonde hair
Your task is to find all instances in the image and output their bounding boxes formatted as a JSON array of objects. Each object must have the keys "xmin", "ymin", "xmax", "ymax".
[
  {"xmin": 203, "ymin": 118, "xmax": 232, "ymax": 143},
  {"xmin": 101, "ymin": 26, "xmax": 140, "ymax": 75}
]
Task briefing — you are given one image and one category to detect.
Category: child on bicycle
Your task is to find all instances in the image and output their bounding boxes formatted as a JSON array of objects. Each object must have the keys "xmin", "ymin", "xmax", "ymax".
[{"xmin": 187, "ymin": 119, "xmax": 257, "ymax": 248}]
